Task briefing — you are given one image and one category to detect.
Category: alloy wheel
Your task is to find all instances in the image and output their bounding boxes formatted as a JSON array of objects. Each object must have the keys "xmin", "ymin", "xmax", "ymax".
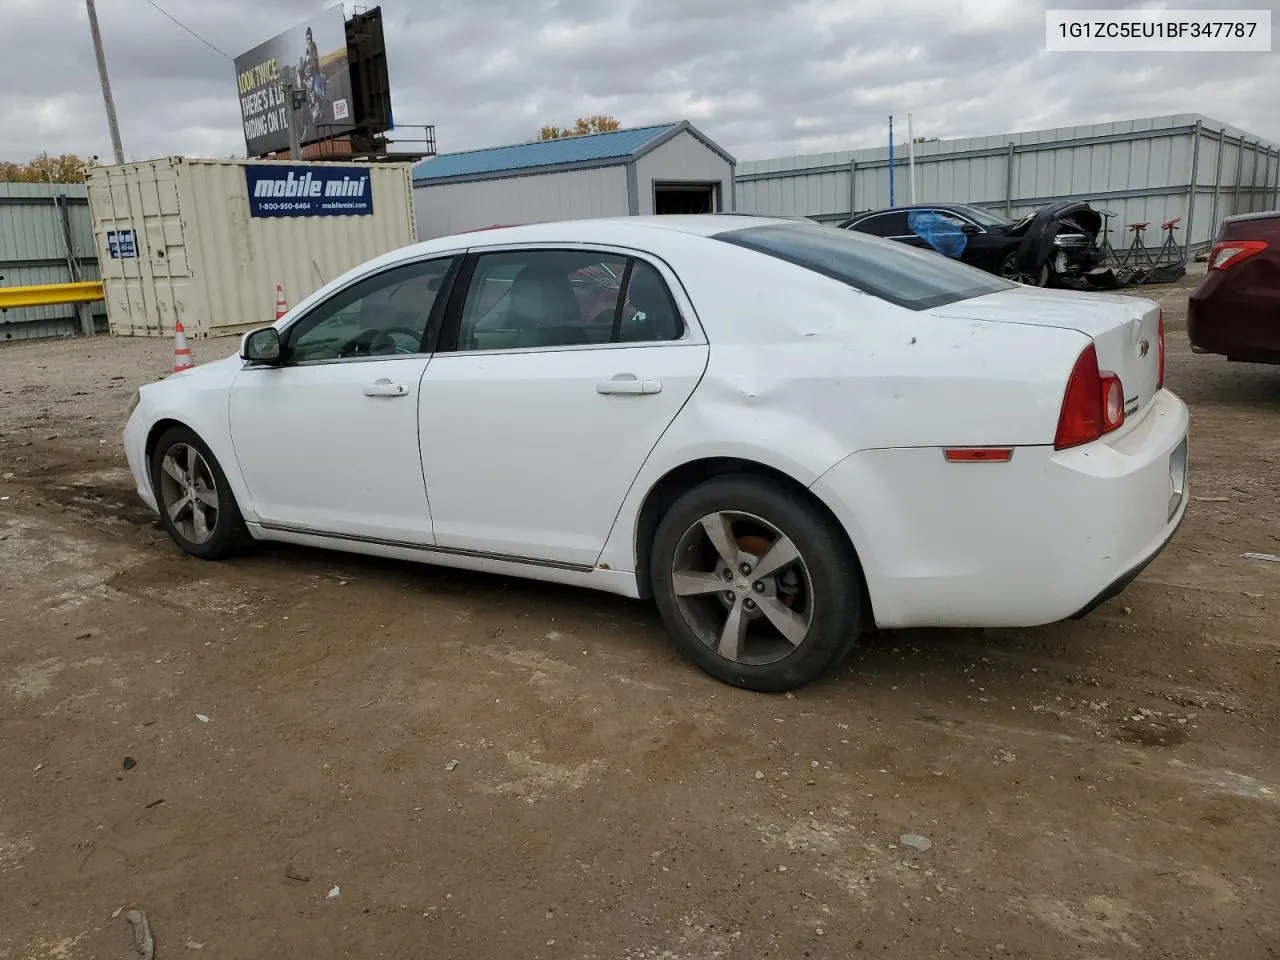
[
  {"xmin": 1001, "ymin": 258, "xmax": 1047, "ymax": 286},
  {"xmin": 670, "ymin": 510, "xmax": 815, "ymax": 665},
  {"xmin": 158, "ymin": 442, "xmax": 220, "ymax": 545}
]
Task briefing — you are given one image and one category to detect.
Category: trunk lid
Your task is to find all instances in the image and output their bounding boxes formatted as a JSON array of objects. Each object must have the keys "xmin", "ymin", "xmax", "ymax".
[
  {"xmin": 928, "ymin": 285, "xmax": 1162, "ymax": 420},
  {"xmin": 1219, "ymin": 209, "xmax": 1280, "ymax": 243}
]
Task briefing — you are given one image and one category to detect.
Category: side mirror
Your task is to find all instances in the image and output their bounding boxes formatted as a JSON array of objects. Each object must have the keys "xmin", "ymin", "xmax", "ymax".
[
  {"xmin": 960, "ymin": 223, "xmax": 980, "ymax": 236},
  {"xmin": 241, "ymin": 326, "xmax": 282, "ymax": 364}
]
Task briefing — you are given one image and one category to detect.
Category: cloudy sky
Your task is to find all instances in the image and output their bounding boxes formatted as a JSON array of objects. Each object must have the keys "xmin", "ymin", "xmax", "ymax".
[{"xmin": 2, "ymin": 0, "xmax": 1277, "ymax": 165}]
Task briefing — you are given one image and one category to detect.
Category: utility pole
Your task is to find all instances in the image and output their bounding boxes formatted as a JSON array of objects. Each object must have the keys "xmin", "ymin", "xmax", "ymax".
[
  {"xmin": 85, "ymin": 0, "xmax": 125, "ymax": 165},
  {"xmin": 908, "ymin": 113, "xmax": 917, "ymax": 204},
  {"xmin": 888, "ymin": 116, "xmax": 895, "ymax": 208}
]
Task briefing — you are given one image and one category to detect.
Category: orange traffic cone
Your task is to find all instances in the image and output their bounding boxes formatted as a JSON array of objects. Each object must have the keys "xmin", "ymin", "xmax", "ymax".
[
  {"xmin": 274, "ymin": 284, "xmax": 288, "ymax": 321},
  {"xmin": 172, "ymin": 319, "xmax": 194, "ymax": 373}
]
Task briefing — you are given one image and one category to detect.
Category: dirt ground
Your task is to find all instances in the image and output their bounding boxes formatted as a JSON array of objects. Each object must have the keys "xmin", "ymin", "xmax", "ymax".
[{"xmin": 1, "ymin": 268, "xmax": 1277, "ymax": 960}]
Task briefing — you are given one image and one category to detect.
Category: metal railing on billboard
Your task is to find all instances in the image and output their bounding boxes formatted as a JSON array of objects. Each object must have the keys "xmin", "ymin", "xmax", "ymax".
[{"xmin": 257, "ymin": 124, "xmax": 436, "ymax": 164}]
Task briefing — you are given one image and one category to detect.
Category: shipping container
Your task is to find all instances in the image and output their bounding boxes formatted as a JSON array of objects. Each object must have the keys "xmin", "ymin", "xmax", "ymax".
[{"xmin": 85, "ymin": 157, "xmax": 416, "ymax": 338}]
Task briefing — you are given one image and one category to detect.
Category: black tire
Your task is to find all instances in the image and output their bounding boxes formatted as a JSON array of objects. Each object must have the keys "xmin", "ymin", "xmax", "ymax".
[
  {"xmin": 149, "ymin": 425, "xmax": 252, "ymax": 561},
  {"xmin": 999, "ymin": 251, "xmax": 1049, "ymax": 287},
  {"xmin": 649, "ymin": 474, "xmax": 865, "ymax": 693}
]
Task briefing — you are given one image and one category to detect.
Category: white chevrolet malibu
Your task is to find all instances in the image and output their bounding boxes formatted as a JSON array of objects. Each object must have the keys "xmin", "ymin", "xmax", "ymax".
[{"xmin": 123, "ymin": 215, "xmax": 1188, "ymax": 691}]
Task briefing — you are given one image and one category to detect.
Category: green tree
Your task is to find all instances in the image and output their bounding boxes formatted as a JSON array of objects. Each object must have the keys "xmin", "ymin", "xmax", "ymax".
[
  {"xmin": 537, "ymin": 115, "xmax": 621, "ymax": 140},
  {"xmin": 0, "ymin": 152, "xmax": 99, "ymax": 183}
]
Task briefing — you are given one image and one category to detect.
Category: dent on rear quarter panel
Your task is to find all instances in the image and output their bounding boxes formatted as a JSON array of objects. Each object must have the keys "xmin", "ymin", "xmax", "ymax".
[
  {"xmin": 595, "ymin": 235, "xmax": 1097, "ymax": 577},
  {"xmin": 659, "ymin": 235, "xmax": 1095, "ymax": 449}
]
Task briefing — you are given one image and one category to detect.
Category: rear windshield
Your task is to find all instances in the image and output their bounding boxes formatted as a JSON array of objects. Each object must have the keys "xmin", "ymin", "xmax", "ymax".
[{"xmin": 715, "ymin": 223, "xmax": 1014, "ymax": 310}]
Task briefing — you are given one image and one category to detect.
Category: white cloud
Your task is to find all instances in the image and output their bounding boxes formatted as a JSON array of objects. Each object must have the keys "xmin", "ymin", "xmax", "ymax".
[{"xmin": 0, "ymin": 0, "xmax": 1275, "ymax": 165}]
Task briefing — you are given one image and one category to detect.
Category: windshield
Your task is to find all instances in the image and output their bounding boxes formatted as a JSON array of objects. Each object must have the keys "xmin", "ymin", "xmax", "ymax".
[
  {"xmin": 714, "ymin": 222, "xmax": 1014, "ymax": 311},
  {"xmin": 954, "ymin": 204, "xmax": 1012, "ymax": 227}
]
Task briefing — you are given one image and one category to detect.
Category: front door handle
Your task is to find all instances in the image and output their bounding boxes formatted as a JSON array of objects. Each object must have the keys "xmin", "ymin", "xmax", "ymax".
[
  {"xmin": 363, "ymin": 378, "xmax": 409, "ymax": 398},
  {"xmin": 597, "ymin": 374, "xmax": 662, "ymax": 395}
]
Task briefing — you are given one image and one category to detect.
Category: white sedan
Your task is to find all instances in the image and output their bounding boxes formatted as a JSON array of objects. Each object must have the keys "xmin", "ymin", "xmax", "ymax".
[{"xmin": 123, "ymin": 215, "xmax": 1189, "ymax": 692}]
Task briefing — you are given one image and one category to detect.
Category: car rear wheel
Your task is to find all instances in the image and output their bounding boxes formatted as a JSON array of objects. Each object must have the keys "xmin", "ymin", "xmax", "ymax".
[
  {"xmin": 149, "ymin": 425, "xmax": 251, "ymax": 561},
  {"xmin": 650, "ymin": 475, "xmax": 865, "ymax": 692}
]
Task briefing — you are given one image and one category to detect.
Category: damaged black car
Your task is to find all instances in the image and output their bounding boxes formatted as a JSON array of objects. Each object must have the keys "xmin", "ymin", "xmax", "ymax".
[{"xmin": 838, "ymin": 201, "xmax": 1106, "ymax": 287}]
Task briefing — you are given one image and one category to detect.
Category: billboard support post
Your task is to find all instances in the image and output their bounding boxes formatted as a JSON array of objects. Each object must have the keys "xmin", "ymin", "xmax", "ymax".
[{"xmin": 282, "ymin": 78, "xmax": 303, "ymax": 160}]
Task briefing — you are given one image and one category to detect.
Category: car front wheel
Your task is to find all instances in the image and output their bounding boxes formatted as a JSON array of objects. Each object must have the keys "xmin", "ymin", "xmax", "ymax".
[
  {"xmin": 149, "ymin": 425, "xmax": 251, "ymax": 560},
  {"xmin": 650, "ymin": 475, "xmax": 865, "ymax": 692},
  {"xmin": 999, "ymin": 251, "xmax": 1049, "ymax": 287}
]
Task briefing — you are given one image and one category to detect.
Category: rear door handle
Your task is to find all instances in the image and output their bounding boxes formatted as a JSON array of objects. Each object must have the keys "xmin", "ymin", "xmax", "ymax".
[
  {"xmin": 597, "ymin": 374, "xmax": 662, "ymax": 395},
  {"xmin": 363, "ymin": 378, "xmax": 409, "ymax": 398}
]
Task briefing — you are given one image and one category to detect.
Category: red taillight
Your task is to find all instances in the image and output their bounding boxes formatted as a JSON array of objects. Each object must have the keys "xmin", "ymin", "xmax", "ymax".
[
  {"xmin": 1157, "ymin": 308, "xmax": 1165, "ymax": 389},
  {"xmin": 1054, "ymin": 344, "xmax": 1125, "ymax": 450},
  {"xmin": 1208, "ymin": 239, "xmax": 1267, "ymax": 270}
]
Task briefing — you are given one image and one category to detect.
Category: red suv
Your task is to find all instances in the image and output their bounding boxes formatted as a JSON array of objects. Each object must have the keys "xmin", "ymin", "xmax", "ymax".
[{"xmin": 1187, "ymin": 210, "xmax": 1280, "ymax": 364}]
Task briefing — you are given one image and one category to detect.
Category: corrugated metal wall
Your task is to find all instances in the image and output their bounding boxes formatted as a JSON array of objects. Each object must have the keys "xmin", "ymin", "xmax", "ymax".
[
  {"xmin": 633, "ymin": 132, "xmax": 735, "ymax": 214},
  {"xmin": 735, "ymin": 114, "xmax": 1280, "ymax": 254},
  {"xmin": 413, "ymin": 165, "xmax": 631, "ymax": 241},
  {"xmin": 0, "ymin": 182, "xmax": 107, "ymax": 342}
]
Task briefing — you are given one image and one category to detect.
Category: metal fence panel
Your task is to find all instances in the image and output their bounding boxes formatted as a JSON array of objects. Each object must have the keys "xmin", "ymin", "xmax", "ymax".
[
  {"xmin": 0, "ymin": 182, "xmax": 106, "ymax": 342},
  {"xmin": 735, "ymin": 113, "xmax": 1277, "ymax": 254}
]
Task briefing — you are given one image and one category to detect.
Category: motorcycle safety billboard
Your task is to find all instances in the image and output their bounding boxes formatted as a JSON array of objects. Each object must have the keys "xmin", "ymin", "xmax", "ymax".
[{"xmin": 233, "ymin": 4, "xmax": 355, "ymax": 157}]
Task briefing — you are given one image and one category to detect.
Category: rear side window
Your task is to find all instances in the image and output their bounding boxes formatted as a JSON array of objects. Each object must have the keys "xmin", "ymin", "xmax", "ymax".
[
  {"xmin": 715, "ymin": 223, "xmax": 1014, "ymax": 311},
  {"xmin": 848, "ymin": 212, "xmax": 908, "ymax": 237}
]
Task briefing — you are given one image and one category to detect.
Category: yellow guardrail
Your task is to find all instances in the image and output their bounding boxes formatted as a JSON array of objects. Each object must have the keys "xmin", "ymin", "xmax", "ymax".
[{"xmin": 0, "ymin": 280, "xmax": 105, "ymax": 310}]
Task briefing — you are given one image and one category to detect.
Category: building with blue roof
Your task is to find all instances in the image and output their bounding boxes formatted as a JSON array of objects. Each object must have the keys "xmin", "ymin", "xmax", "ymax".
[{"xmin": 412, "ymin": 120, "xmax": 736, "ymax": 240}]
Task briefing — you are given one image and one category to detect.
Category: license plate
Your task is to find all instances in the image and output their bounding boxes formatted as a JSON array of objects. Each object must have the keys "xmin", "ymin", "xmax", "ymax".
[{"xmin": 1168, "ymin": 436, "xmax": 1188, "ymax": 520}]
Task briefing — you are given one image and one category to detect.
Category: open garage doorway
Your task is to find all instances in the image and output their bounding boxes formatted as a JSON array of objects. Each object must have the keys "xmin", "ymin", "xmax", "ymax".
[{"xmin": 653, "ymin": 182, "xmax": 718, "ymax": 215}]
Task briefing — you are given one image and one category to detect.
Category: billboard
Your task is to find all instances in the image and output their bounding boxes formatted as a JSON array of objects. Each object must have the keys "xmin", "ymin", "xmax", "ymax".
[
  {"xmin": 244, "ymin": 165, "xmax": 374, "ymax": 218},
  {"xmin": 234, "ymin": 4, "xmax": 355, "ymax": 157},
  {"xmin": 346, "ymin": 7, "xmax": 393, "ymax": 137}
]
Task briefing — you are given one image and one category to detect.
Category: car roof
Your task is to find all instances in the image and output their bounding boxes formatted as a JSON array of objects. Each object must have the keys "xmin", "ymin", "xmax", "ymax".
[
  {"xmin": 470, "ymin": 214, "xmax": 794, "ymax": 240},
  {"xmin": 850, "ymin": 203, "xmax": 975, "ymax": 217},
  {"xmin": 386, "ymin": 215, "xmax": 802, "ymax": 263}
]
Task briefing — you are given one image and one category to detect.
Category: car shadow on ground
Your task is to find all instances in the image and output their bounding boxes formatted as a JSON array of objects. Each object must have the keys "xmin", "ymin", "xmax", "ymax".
[
  {"xmin": 26, "ymin": 456, "xmax": 1194, "ymax": 720},
  {"xmin": 242, "ymin": 539, "xmax": 1132, "ymax": 709},
  {"xmin": 1167, "ymin": 355, "xmax": 1280, "ymax": 408}
]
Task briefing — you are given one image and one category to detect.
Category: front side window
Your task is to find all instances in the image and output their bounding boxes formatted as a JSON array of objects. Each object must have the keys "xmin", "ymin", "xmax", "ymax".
[
  {"xmin": 906, "ymin": 209, "xmax": 973, "ymax": 259},
  {"xmin": 452, "ymin": 250, "xmax": 683, "ymax": 352},
  {"xmin": 283, "ymin": 256, "xmax": 456, "ymax": 363},
  {"xmin": 929, "ymin": 210, "xmax": 971, "ymax": 232},
  {"xmin": 716, "ymin": 222, "xmax": 1014, "ymax": 311}
]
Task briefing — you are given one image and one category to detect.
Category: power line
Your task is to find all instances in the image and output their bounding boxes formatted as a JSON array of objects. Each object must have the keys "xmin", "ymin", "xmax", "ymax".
[{"xmin": 140, "ymin": 0, "xmax": 233, "ymax": 61}]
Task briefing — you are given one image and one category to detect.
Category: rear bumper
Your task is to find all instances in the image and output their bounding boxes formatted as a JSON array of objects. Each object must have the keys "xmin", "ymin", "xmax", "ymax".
[
  {"xmin": 1052, "ymin": 244, "xmax": 1101, "ymax": 278},
  {"xmin": 1068, "ymin": 506, "xmax": 1184, "ymax": 619},
  {"xmin": 1187, "ymin": 298, "xmax": 1280, "ymax": 364},
  {"xmin": 810, "ymin": 389, "xmax": 1190, "ymax": 629}
]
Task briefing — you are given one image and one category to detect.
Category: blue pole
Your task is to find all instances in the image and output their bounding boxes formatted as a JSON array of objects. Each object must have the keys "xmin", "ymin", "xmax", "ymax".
[{"xmin": 888, "ymin": 115, "xmax": 895, "ymax": 207}]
